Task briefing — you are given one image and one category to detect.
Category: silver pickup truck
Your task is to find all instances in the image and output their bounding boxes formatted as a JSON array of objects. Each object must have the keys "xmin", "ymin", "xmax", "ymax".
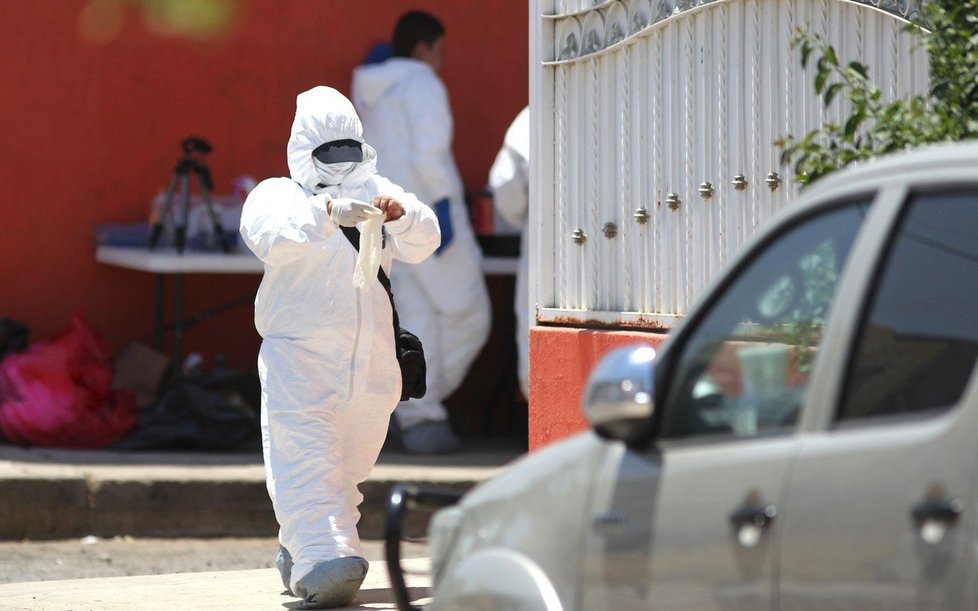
[{"xmin": 390, "ymin": 141, "xmax": 978, "ymax": 610}]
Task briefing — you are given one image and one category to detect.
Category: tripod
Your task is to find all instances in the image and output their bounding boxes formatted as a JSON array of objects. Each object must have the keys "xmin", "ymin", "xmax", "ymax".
[{"xmin": 149, "ymin": 137, "xmax": 231, "ymax": 254}]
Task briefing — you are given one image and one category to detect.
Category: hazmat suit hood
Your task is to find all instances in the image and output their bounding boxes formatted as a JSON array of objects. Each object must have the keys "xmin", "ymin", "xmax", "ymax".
[
  {"xmin": 287, "ymin": 86, "xmax": 377, "ymax": 192},
  {"xmin": 351, "ymin": 58, "xmax": 434, "ymax": 109}
]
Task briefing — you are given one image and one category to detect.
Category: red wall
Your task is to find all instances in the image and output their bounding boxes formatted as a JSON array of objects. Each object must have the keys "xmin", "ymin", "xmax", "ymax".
[
  {"xmin": 528, "ymin": 327, "xmax": 669, "ymax": 450},
  {"xmin": 0, "ymin": 1, "xmax": 528, "ymax": 370}
]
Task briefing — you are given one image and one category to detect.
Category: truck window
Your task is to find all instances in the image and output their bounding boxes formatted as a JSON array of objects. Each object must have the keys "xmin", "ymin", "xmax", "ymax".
[
  {"xmin": 838, "ymin": 191, "xmax": 978, "ymax": 422},
  {"xmin": 659, "ymin": 200, "xmax": 872, "ymax": 441}
]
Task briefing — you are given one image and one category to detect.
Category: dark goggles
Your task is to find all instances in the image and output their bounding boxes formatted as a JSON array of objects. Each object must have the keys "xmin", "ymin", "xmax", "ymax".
[{"xmin": 312, "ymin": 139, "xmax": 364, "ymax": 164}]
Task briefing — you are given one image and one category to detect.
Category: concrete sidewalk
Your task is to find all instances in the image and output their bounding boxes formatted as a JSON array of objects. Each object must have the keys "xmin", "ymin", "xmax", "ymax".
[
  {"xmin": 0, "ymin": 438, "xmax": 524, "ymax": 541},
  {"xmin": 0, "ymin": 558, "xmax": 431, "ymax": 610}
]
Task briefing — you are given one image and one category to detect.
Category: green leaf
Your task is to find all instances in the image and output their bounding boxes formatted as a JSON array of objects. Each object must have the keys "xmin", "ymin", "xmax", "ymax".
[
  {"xmin": 815, "ymin": 70, "xmax": 828, "ymax": 95},
  {"xmin": 801, "ymin": 43, "xmax": 813, "ymax": 69},
  {"xmin": 825, "ymin": 82, "xmax": 845, "ymax": 106},
  {"xmin": 844, "ymin": 113, "xmax": 865, "ymax": 138},
  {"xmin": 847, "ymin": 62, "xmax": 869, "ymax": 80},
  {"xmin": 824, "ymin": 45, "xmax": 839, "ymax": 67}
]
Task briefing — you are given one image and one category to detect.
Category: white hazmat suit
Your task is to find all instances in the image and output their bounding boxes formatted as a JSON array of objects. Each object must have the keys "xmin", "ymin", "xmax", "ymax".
[
  {"xmin": 239, "ymin": 86, "xmax": 440, "ymax": 601},
  {"xmin": 489, "ymin": 106, "xmax": 530, "ymax": 399},
  {"xmin": 352, "ymin": 57, "xmax": 491, "ymax": 445}
]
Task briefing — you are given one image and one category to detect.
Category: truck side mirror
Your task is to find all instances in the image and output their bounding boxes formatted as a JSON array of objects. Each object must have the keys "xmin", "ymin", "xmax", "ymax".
[{"xmin": 582, "ymin": 345, "xmax": 657, "ymax": 445}]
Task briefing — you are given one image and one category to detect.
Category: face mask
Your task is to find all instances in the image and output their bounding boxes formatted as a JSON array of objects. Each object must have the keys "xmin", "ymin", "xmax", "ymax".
[{"xmin": 313, "ymin": 158, "xmax": 357, "ymax": 186}]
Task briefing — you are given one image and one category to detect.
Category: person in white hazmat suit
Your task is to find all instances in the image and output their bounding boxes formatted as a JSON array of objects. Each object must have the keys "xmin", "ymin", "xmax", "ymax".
[
  {"xmin": 239, "ymin": 86, "xmax": 440, "ymax": 609},
  {"xmin": 352, "ymin": 11, "xmax": 491, "ymax": 455},
  {"xmin": 489, "ymin": 106, "xmax": 530, "ymax": 400}
]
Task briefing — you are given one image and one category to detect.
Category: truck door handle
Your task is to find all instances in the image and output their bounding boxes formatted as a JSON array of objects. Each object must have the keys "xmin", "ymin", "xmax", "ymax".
[
  {"xmin": 729, "ymin": 503, "xmax": 777, "ymax": 529},
  {"xmin": 728, "ymin": 501, "xmax": 777, "ymax": 548},
  {"xmin": 911, "ymin": 497, "xmax": 963, "ymax": 525},
  {"xmin": 910, "ymin": 488, "xmax": 963, "ymax": 545}
]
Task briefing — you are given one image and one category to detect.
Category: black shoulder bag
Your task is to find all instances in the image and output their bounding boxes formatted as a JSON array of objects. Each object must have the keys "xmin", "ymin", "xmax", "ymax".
[{"xmin": 340, "ymin": 226, "xmax": 426, "ymax": 401}]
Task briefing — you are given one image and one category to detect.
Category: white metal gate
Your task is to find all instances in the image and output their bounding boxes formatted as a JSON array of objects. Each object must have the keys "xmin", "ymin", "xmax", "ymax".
[{"xmin": 529, "ymin": 0, "xmax": 930, "ymax": 329}]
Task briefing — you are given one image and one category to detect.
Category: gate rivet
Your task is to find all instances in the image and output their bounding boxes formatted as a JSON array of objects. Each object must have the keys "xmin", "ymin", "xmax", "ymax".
[
  {"xmin": 571, "ymin": 228, "xmax": 587, "ymax": 244},
  {"xmin": 666, "ymin": 193, "xmax": 681, "ymax": 211},
  {"xmin": 633, "ymin": 207, "xmax": 650, "ymax": 224},
  {"xmin": 698, "ymin": 182, "xmax": 715, "ymax": 199},
  {"xmin": 731, "ymin": 174, "xmax": 748, "ymax": 191},
  {"xmin": 602, "ymin": 222, "xmax": 618, "ymax": 239},
  {"xmin": 765, "ymin": 172, "xmax": 782, "ymax": 191}
]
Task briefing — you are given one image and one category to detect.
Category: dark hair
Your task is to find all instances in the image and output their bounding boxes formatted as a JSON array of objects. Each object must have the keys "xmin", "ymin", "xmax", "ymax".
[{"xmin": 392, "ymin": 11, "xmax": 445, "ymax": 58}]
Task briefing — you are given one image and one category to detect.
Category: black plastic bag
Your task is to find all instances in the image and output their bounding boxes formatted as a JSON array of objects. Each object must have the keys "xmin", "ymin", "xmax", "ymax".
[
  {"xmin": 0, "ymin": 318, "xmax": 28, "ymax": 360},
  {"xmin": 114, "ymin": 373, "xmax": 259, "ymax": 451}
]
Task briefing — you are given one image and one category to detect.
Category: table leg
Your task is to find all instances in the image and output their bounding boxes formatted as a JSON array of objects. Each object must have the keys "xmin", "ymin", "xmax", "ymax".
[
  {"xmin": 173, "ymin": 273, "xmax": 185, "ymax": 366},
  {"xmin": 155, "ymin": 273, "xmax": 165, "ymax": 350}
]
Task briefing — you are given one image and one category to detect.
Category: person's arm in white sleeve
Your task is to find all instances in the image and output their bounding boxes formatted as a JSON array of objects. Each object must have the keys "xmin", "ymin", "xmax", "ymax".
[
  {"xmin": 402, "ymin": 73, "xmax": 457, "ymax": 201},
  {"xmin": 375, "ymin": 176, "xmax": 441, "ymax": 264},
  {"xmin": 488, "ymin": 144, "xmax": 529, "ymax": 228},
  {"xmin": 239, "ymin": 177, "xmax": 337, "ymax": 266}
]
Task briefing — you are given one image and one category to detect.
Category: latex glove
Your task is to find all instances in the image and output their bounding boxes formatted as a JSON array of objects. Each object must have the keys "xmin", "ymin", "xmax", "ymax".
[
  {"xmin": 329, "ymin": 198, "xmax": 382, "ymax": 227},
  {"xmin": 353, "ymin": 213, "xmax": 385, "ymax": 291}
]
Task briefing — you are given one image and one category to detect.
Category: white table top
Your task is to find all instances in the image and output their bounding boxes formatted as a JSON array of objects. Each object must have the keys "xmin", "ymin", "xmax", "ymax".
[
  {"xmin": 96, "ymin": 245, "xmax": 518, "ymax": 275},
  {"xmin": 96, "ymin": 246, "xmax": 264, "ymax": 274}
]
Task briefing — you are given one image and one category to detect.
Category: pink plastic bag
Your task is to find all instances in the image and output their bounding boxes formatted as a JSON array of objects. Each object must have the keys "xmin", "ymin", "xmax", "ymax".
[{"xmin": 0, "ymin": 314, "xmax": 136, "ymax": 448}]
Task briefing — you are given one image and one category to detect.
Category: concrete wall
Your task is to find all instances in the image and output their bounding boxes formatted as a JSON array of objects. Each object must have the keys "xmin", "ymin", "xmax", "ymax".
[{"xmin": 0, "ymin": 1, "xmax": 528, "ymax": 369}]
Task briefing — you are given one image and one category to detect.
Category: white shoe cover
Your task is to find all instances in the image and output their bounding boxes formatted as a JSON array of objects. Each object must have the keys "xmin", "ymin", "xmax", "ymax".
[
  {"xmin": 277, "ymin": 545, "xmax": 294, "ymax": 595},
  {"xmin": 295, "ymin": 556, "xmax": 369, "ymax": 609}
]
